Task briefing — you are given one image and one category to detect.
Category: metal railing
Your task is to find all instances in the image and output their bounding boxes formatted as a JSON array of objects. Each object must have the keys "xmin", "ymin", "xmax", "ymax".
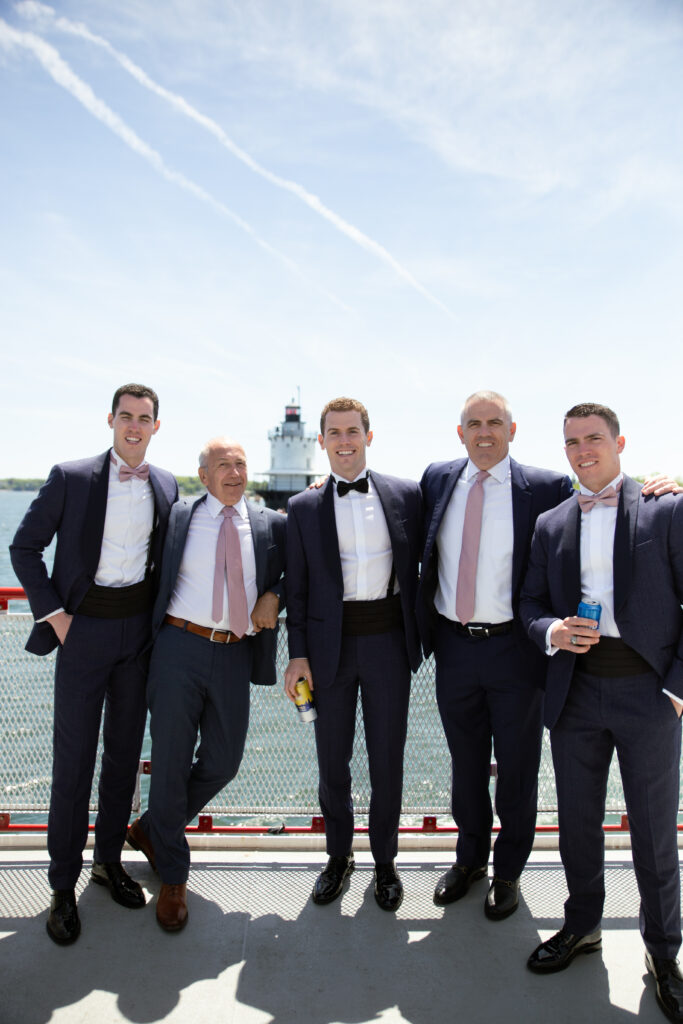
[{"xmin": 1, "ymin": 589, "xmax": 675, "ymax": 829}]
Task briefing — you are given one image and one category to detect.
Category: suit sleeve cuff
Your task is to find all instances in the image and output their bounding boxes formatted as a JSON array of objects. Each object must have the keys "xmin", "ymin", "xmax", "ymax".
[{"xmin": 545, "ymin": 620, "xmax": 563, "ymax": 656}]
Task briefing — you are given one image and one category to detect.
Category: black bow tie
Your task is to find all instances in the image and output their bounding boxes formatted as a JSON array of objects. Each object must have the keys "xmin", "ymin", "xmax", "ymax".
[{"xmin": 337, "ymin": 476, "xmax": 369, "ymax": 497}]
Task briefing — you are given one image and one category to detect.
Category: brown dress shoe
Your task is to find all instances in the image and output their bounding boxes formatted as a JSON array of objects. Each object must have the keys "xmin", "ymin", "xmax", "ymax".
[
  {"xmin": 126, "ymin": 818, "xmax": 157, "ymax": 873},
  {"xmin": 156, "ymin": 883, "xmax": 188, "ymax": 932}
]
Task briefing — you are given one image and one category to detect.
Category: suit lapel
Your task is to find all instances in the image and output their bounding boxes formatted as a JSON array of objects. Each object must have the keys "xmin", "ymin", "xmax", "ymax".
[
  {"xmin": 613, "ymin": 475, "xmax": 640, "ymax": 614},
  {"xmin": 320, "ymin": 478, "xmax": 343, "ymax": 587},
  {"xmin": 561, "ymin": 496, "xmax": 582, "ymax": 612},
  {"xmin": 247, "ymin": 502, "xmax": 268, "ymax": 591},
  {"xmin": 510, "ymin": 459, "xmax": 532, "ymax": 595},
  {"xmin": 83, "ymin": 450, "xmax": 111, "ymax": 577},
  {"xmin": 427, "ymin": 462, "xmax": 464, "ymax": 560},
  {"xmin": 371, "ymin": 471, "xmax": 407, "ymax": 577}
]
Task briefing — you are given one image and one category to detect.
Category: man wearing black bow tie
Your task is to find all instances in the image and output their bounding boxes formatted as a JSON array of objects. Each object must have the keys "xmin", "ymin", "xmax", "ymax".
[
  {"xmin": 284, "ymin": 397, "xmax": 422, "ymax": 911},
  {"xmin": 10, "ymin": 384, "xmax": 177, "ymax": 945},
  {"xmin": 521, "ymin": 403, "xmax": 683, "ymax": 1023}
]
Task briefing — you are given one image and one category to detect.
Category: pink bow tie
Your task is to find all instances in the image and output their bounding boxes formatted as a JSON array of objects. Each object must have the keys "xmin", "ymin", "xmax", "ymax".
[
  {"xmin": 577, "ymin": 483, "xmax": 621, "ymax": 512},
  {"xmin": 116, "ymin": 460, "xmax": 150, "ymax": 482}
]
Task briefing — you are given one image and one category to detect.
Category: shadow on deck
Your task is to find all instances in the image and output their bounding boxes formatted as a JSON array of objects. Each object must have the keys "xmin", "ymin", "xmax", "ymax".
[{"xmin": 0, "ymin": 848, "xmax": 675, "ymax": 1024}]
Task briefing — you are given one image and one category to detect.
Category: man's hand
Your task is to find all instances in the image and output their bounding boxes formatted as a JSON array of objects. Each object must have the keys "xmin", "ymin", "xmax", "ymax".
[
  {"xmin": 641, "ymin": 474, "xmax": 683, "ymax": 496},
  {"xmin": 48, "ymin": 610, "xmax": 73, "ymax": 645},
  {"xmin": 669, "ymin": 697, "xmax": 683, "ymax": 718},
  {"xmin": 550, "ymin": 616, "xmax": 601, "ymax": 654},
  {"xmin": 284, "ymin": 658, "xmax": 313, "ymax": 700},
  {"xmin": 251, "ymin": 591, "xmax": 280, "ymax": 632}
]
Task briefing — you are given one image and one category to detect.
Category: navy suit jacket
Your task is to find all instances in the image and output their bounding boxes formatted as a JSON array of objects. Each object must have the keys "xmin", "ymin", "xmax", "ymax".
[
  {"xmin": 10, "ymin": 449, "xmax": 178, "ymax": 656},
  {"xmin": 152, "ymin": 494, "xmax": 287, "ymax": 686},
  {"xmin": 418, "ymin": 456, "xmax": 573, "ymax": 683},
  {"xmin": 286, "ymin": 471, "xmax": 423, "ymax": 687},
  {"xmin": 520, "ymin": 475, "xmax": 683, "ymax": 729}
]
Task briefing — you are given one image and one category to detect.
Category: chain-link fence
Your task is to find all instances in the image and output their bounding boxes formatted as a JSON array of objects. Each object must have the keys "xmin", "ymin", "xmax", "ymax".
[{"xmin": 1, "ymin": 613, "xmax": 670, "ymax": 823}]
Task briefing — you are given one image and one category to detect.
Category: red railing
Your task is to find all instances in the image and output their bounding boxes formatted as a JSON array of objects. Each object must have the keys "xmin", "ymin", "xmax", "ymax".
[{"xmin": 0, "ymin": 587, "xmax": 26, "ymax": 611}]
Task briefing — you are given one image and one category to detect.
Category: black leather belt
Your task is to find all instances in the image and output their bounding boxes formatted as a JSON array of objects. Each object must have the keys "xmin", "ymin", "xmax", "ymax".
[{"xmin": 452, "ymin": 620, "xmax": 514, "ymax": 639}]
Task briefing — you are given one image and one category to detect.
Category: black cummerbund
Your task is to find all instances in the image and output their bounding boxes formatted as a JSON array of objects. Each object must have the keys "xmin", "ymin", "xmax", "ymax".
[
  {"xmin": 342, "ymin": 593, "xmax": 403, "ymax": 636},
  {"xmin": 76, "ymin": 577, "xmax": 153, "ymax": 619},
  {"xmin": 580, "ymin": 635, "xmax": 653, "ymax": 678}
]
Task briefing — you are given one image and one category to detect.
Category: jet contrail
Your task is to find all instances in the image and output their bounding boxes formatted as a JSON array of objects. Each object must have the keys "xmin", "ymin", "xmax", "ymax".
[
  {"xmin": 0, "ymin": 18, "xmax": 350, "ymax": 310},
  {"xmin": 16, "ymin": 1, "xmax": 454, "ymax": 318}
]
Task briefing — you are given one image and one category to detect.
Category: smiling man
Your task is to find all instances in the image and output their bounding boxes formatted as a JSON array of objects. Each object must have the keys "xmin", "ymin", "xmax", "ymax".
[
  {"xmin": 10, "ymin": 384, "xmax": 177, "ymax": 945},
  {"xmin": 284, "ymin": 397, "xmax": 422, "ymax": 911},
  {"xmin": 418, "ymin": 390, "xmax": 574, "ymax": 920},
  {"xmin": 520, "ymin": 403, "xmax": 683, "ymax": 1023},
  {"xmin": 126, "ymin": 437, "xmax": 286, "ymax": 932}
]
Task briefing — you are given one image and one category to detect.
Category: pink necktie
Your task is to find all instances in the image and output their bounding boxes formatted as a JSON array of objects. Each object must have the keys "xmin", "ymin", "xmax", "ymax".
[
  {"xmin": 212, "ymin": 506, "xmax": 249, "ymax": 637},
  {"xmin": 456, "ymin": 470, "xmax": 490, "ymax": 624},
  {"xmin": 577, "ymin": 482, "xmax": 621, "ymax": 513}
]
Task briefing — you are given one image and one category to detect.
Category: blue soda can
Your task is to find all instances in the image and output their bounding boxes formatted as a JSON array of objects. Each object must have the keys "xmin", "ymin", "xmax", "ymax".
[{"xmin": 577, "ymin": 600, "xmax": 601, "ymax": 629}]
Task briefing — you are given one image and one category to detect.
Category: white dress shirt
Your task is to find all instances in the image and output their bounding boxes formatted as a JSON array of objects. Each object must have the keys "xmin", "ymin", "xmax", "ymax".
[
  {"xmin": 95, "ymin": 450, "xmax": 155, "ymax": 586},
  {"xmin": 331, "ymin": 470, "xmax": 396, "ymax": 601},
  {"xmin": 435, "ymin": 456, "xmax": 514, "ymax": 623},
  {"xmin": 545, "ymin": 473, "xmax": 622, "ymax": 654},
  {"xmin": 166, "ymin": 493, "xmax": 258, "ymax": 634}
]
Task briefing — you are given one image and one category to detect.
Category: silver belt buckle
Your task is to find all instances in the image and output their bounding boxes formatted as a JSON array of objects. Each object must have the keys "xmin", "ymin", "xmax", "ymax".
[
  {"xmin": 467, "ymin": 625, "xmax": 489, "ymax": 638},
  {"xmin": 209, "ymin": 627, "xmax": 226, "ymax": 643}
]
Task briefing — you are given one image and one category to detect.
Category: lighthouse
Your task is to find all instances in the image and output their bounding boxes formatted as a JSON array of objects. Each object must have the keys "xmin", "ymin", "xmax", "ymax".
[{"xmin": 260, "ymin": 397, "xmax": 319, "ymax": 509}]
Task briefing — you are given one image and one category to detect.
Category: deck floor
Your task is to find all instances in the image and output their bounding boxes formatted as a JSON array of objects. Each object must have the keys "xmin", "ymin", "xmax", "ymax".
[{"xmin": 0, "ymin": 845, "xmax": 675, "ymax": 1024}]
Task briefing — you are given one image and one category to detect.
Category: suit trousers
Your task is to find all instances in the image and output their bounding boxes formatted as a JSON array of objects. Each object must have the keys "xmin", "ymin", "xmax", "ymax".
[
  {"xmin": 434, "ymin": 616, "xmax": 544, "ymax": 879},
  {"xmin": 313, "ymin": 629, "xmax": 411, "ymax": 864},
  {"xmin": 551, "ymin": 668, "xmax": 682, "ymax": 958},
  {"xmin": 48, "ymin": 610, "xmax": 151, "ymax": 889},
  {"xmin": 142, "ymin": 624, "xmax": 252, "ymax": 883}
]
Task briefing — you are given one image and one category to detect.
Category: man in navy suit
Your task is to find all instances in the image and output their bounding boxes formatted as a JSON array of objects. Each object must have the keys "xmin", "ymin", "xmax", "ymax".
[
  {"xmin": 521, "ymin": 403, "xmax": 683, "ymax": 1023},
  {"xmin": 418, "ymin": 390, "xmax": 573, "ymax": 919},
  {"xmin": 10, "ymin": 384, "xmax": 177, "ymax": 945},
  {"xmin": 126, "ymin": 437, "xmax": 286, "ymax": 932},
  {"xmin": 284, "ymin": 397, "xmax": 422, "ymax": 911}
]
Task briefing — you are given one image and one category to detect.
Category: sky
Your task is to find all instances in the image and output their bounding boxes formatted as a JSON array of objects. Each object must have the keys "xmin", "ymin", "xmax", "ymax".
[{"xmin": 1, "ymin": 0, "xmax": 682, "ymax": 483}]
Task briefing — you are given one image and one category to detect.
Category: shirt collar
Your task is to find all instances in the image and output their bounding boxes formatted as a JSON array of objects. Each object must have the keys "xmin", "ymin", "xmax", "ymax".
[
  {"xmin": 331, "ymin": 469, "xmax": 371, "ymax": 485},
  {"xmin": 579, "ymin": 471, "xmax": 623, "ymax": 497},
  {"xmin": 109, "ymin": 447, "xmax": 148, "ymax": 472},
  {"xmin": 465, "ymin": 455, "xmax": 509, "ymax": 484},
  {"xmin": 205, "ymin": 492, "xmax": 249, "ymax": 519}
]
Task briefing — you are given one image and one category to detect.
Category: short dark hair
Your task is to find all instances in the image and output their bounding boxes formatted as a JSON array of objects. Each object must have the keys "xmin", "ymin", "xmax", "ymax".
[
  {"xmin": 112, "ymin": 384, "xmax": 159, "ymax": 420},
  {"xmin": 320, "ymin": 397, "xmax": 370, "ymax": 435},
  {"xmin": 564, "ymin": 402, "xmax": 620, "ymax": 438}
]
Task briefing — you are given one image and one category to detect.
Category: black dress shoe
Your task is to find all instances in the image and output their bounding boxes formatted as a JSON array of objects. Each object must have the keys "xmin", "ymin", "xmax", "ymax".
[
  {"xmin": 484, "ymin": 876, "xmax": 520, "ymax": 920},
  {"xmin": 46, "ymin": 889, "xmax": 80, "ymax": 945},
  {"xmin": 433, "ymin": 863, "xmax": 487, "ymax": 906},
  {"xmin": 527, "ymin": 927, "xmax": 602, "ymax": 973},
  {"xmin": 374, "ymin": 862, "xmax": 403, "ymax": 912},
  {"xmin": 646, "ymin": 952, "xmax": 683, "ymax": 1022},
  {"xmin": 312, "ymin": 855, "xmax": 355, "ymax": 905},
  {"xmin": 91, "ymin": 861, "xmax": 146, "ymax": 909}
]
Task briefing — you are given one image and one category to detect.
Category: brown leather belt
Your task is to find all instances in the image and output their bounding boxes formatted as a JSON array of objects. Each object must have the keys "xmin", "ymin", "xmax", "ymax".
[{"xmin": 164, "ymin": 614, "xmax": 243, "ymax": 644}]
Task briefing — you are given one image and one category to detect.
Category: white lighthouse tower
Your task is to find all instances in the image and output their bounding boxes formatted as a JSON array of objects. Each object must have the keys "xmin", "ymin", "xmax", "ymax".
[{"xmin": 263, "ymin": 394, "xmax": 318, "ymax": 507}]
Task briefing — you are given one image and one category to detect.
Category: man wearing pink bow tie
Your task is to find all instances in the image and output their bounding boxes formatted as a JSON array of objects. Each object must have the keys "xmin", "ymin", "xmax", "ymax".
[
  {"xmin": 10, "ymin": 383, "xmax": 177, "ymax": 945},
  {"xmin": 521, "ymin": 403, "xmax": 683, "ymax": 1023}
]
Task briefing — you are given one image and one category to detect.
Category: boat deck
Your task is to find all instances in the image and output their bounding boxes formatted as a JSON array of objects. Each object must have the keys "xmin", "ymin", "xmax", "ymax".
[{"xmin": 0, "ymin": 841, "xmax": 673, "ymax": 1024}]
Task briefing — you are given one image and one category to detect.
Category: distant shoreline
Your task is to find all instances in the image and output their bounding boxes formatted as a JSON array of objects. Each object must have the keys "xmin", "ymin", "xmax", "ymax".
[{"xmin": 0, "ymin": 477, "xmax": 270, "ymax": 495}]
